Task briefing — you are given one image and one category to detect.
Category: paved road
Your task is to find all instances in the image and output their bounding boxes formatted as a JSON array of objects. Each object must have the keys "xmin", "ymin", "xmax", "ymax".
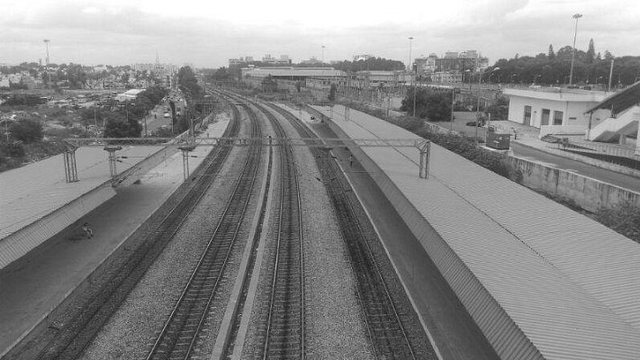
[
  {"xmin": 510, "ymin": 142, "xmax": 640, "ymax": 193},
  {"xmin": 432, "ymin": 116, "xmax": 640, "ymax": 194}
]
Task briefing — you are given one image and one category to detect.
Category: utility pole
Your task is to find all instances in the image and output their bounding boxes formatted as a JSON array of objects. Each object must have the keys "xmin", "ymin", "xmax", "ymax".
[
  {"xmin": 43, "ymin": 39, "xmax": 50, "ymax": 88},
  {"xmin": 409, "ymin": 36, "xmax": 415, "ymax": 117}
]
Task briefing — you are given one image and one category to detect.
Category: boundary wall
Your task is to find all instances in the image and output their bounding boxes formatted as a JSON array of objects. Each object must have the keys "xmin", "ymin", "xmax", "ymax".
[{"xmin": 510, "ymin": 156, "xmax": 640, "ymax": 212}]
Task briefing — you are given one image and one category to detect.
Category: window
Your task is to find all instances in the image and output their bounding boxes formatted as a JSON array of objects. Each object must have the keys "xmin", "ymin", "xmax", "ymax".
[
  {"xmin": 541, "ymin": 109, "xmax": 550, "ymax": 126},
  {"xmin": 553, "ymin": 111, "xmax": 564, "ymax": 125}
]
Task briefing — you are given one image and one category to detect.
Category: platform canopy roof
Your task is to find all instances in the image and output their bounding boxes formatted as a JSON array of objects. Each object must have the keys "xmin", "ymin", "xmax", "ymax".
[{"xmin": 585, "ymin": 81, "xmax": 640, "ymax": 114}]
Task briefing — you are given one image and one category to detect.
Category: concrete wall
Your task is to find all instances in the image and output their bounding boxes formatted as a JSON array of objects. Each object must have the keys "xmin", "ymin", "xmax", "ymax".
[{"xmin": 511, "ymin": 156, "xmax": 640, "ymax": 212}]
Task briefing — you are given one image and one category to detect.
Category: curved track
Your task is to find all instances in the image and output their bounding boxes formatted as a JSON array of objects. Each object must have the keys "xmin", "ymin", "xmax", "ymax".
[
  {"xmin": 252, "ymin": 101, "xmax": 306, "ymax": 359},
  {"xmin": 146, "ymin": 101, "xmax": 263, "ymax": 360},
  {"xmin": 268, "ymin": 103, "xmax": 419, "ymax": 359}
]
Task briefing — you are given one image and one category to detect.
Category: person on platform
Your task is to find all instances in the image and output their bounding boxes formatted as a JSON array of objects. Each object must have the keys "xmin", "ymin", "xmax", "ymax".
[{"xmin": 82, "ymin": 222, "xmax": 94, "ymax": 239}]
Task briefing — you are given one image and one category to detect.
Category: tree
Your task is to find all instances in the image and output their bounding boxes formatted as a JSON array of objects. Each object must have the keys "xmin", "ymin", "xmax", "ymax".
[
  {"xmin": 261, "ymin": 75, "xmax": 278, "ymax": 92},
  {"xmin": 548, "ymin": 44, "xmax": 555, "ymax": 60},
  {"xmin": 139, "ymin": 85, "xmax": 168, "ymax": 105},
  {"xmin": 103, "ymin": 112, "xmax": 142, "ymax": 138},
  {"xmin": 178, "ymin": 66, "xmax": 202, "ymax": 99},
  {"xmin": 604, "ymin": 50, "xmax": 614, "ymax": 61},
  {"xmin": 486, "ymin": 96, "xmax": 510, "ymax": 121},
  {"xmin": 400, "ymin": 87, "xmax": 451, "ymax": 121},
  {"xmin": 80, "ymin": 107, "xmax": 105, "ymax": 128},
  {"xmin": 328, "ymin": 84, "xmax": 337, "ymax": 101},
  {"xmin": 10, "ymin": 119, "xmax": 43, "ymax": 143},
  {"xmin": 586, "ymin": 39, "xmax": 596, "ymax": 63}
]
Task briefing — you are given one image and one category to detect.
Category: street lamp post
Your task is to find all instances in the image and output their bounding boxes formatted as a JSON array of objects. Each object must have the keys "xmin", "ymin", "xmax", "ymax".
[
  {"xmin": 408, "ymin": 36, "xmax": 416, "ymax": 117},
  {"xmin": 569, "ymin": 13, "xmax": 583, "ymax": 85},
  {"xmin": 475, "ymin": 67, "xmax": 499, "ymax": 143}
]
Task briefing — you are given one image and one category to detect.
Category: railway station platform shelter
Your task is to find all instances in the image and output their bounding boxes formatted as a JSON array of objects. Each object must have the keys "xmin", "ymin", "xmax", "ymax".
[
  {"xmin": 0, "ymin": 145, "xmax": 169, "ymax": 271},
  {"xmin": 310, "ymin": 104, "xmax": 640, "ymax": 360},
  {"xmin": 0, "ymin": 119, "xmax": 229, "ymax": 355}
]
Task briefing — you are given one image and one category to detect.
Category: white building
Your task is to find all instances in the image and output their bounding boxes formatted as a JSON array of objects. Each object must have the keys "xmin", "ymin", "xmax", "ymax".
[
  {"xmin": 503, "ymin": 87, "xmax": 610, "ymax": 137},
  {"xmin": 115, "ymin": 89, "xmax": 145, "ymax": 102}
]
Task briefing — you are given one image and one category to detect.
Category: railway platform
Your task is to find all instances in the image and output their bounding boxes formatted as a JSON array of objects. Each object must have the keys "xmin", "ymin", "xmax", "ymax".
[
  {"xmin": 310, "ymin": 104, "xmax": 640, "ymax": 360},
  {"xmin": 0, "ymin": 119, "xmax": 229, "ymax": 356}
]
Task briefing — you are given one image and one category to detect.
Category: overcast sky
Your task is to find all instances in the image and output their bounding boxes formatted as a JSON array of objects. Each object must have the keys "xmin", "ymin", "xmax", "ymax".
[{"xmin": 1, "ymin": 0, "xmax": 639, "ymax": 69}]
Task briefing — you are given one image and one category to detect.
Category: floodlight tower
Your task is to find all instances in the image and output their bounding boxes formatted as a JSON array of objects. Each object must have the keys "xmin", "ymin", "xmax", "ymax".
[
  {"xmin": 569, "ymin": 13, "xmax": 582, "ymax": 85},
  {"xmin": 44, "ymin": 39, "xmax": 50, "ymax": 88},
  {"xmin": 44, "ymin": 39, "xmax": 50, "ymax": 66}
]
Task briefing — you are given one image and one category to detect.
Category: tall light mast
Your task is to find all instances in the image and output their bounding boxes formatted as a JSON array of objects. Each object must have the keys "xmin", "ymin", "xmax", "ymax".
[
  {"xmin": 569, "ymin": 13, "xmax": 582, "ymax": 85},
  {"xmin": 44, "ymin": 39, "xmax": 50, "ymax": 88}
]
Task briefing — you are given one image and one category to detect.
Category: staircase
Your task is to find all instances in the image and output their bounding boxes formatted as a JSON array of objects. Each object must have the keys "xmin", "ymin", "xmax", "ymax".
[{"xmin": 588, "ymin": 105, "xmax": 639, "ymax": 142}]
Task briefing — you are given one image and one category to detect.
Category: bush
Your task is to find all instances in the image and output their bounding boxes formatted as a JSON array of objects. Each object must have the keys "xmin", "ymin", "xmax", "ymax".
[
  {"xmin": 10, "ymin": 119, "xmax": 43, "ymax": 143},
  {"xmin": 1, "ymin": 141, "xmax": 25, "ymax": 158},
  {"xmin": 596, "ymin": 201, "xmax": 640, "ymax": 243}
]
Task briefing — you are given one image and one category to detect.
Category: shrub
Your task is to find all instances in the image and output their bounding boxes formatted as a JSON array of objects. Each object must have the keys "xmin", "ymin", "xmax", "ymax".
[
  {"xmin": 10, "ymin": 119, "xmax": 43, "ymax": 143},
  {"xmin": 596, "ymin": 201, "xmax": 640, "ymax": 243}
]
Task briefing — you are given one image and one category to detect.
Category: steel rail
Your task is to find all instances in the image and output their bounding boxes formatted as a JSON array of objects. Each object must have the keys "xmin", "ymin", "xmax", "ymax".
[
  {"xmin": 146, "ymin": 101, "xmax": 263, "ymax": 360},
  {"xmin": 267, "ymin": 101, "xmax": 417, "ymax": 360},
  {"xmin": 253, "ymin": 101, "xmax": 306, "ymax": 360}
]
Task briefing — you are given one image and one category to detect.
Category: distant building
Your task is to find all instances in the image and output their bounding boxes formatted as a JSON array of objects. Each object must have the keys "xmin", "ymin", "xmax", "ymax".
[
  {"xmin": 351, "ymin": 70, "xmax": 410, "ymax": 89},
  {"xmin": 115, "ymin": 89, "xmax": 145, "ymax": 102},
  {"xmin": 431, "ymin": 71, "xmax": 462, "ymax": 83},
  {"xmin": 460, "ymin": 50, "xmax": 478, "ymax": 59},
  {"xmin": 261, "ymin": 54, "xmax": 291, "ymax": 65},
  {"xmin": 301, "ymin": 57, "xmax": 322, "ymax": 65},
  {"xmin": 414, "ymin": 50, "xmax": 489, "ymax": 80},
  {"xmin": 415, "ymin": 54, "xmax": 438, "ymax": 75},
  {"xmin": 228, "ymin": 58, "xmax": 245, "ymax": 67}
]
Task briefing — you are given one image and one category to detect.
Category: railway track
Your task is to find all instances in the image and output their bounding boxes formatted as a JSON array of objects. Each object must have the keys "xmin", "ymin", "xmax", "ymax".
[
  {"xmin": 145, "ymin": 101, "xmax": 264, "ymax": 359},
  {"xmin": 268, "ymin": 103, "xmax": 420, "ymax": 359},
  {"xmin": 208, "ymin": 92, "xmax": 307, "ymax": 359},
  {"xmin": 29, "ymin": 106, "xmax": 242, "ymax": 360},
  {"xmin": 252, "ymin": 101, "xmax": 306, "ymax": 359}
]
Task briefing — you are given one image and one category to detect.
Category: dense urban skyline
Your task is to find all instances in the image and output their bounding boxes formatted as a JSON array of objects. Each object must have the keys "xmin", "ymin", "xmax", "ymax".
[{"xmin": 2, "ymin": 0, "xmax": 639, "ymax": 69}]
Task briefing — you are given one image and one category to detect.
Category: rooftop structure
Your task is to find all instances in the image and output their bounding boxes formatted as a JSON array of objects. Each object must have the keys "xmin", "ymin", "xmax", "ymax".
[{"xmin": 504, "ymin": 86, "xmax": 611, "ymax": 137}]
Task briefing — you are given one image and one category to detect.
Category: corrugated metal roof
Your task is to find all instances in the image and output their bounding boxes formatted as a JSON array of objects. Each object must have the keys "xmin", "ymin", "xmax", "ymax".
[
  {"xmin": 0, "ymin": 146, "xmax": 162, "ymax": 239},
  {"xmin": 313, "ymin": 104, "xmax": 640, "ymax": 359}
]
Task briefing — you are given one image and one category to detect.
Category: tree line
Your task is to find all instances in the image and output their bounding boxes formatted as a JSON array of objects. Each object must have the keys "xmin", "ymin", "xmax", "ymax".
[{"xmin": 491, "ymin": 40, "xmax": 639, "ymax": 88}]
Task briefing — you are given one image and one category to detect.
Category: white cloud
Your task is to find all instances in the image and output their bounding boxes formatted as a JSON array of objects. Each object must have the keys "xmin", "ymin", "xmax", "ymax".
[{"xmin": 1, "ymin": 0, "xmax": 638, "ymax": 67}]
